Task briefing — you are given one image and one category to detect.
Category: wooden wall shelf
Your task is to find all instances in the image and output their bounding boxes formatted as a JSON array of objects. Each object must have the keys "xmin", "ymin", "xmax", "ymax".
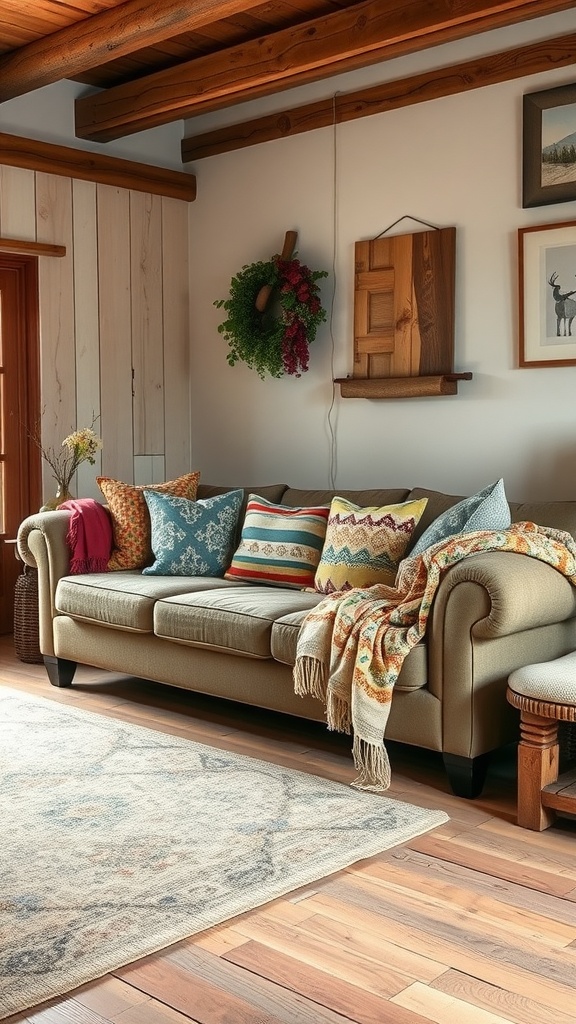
[
  {"xmin": 334, "ymin": 373, "xmax": 473, "ymax": 399},
  {"xmin": 0, "ymin": 237, "xmax": 66, "ymax": 258}
]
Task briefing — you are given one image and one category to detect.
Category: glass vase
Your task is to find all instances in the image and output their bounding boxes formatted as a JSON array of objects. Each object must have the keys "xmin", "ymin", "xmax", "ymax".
[{"xmin": 40, "ymin": 483, "xmax": 74, "ymax": 512}]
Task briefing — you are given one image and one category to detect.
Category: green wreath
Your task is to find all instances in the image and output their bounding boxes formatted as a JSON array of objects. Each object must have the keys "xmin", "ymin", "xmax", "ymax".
[{"xmin": 214, "ymin": 254, "xmax": 328, "ymax": 379}]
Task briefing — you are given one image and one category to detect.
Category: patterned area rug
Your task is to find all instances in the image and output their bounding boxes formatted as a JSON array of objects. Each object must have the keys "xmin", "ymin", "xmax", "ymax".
[{"xmin": 0, "ymin": 687, "xmax": 448, "ymax": 1018}]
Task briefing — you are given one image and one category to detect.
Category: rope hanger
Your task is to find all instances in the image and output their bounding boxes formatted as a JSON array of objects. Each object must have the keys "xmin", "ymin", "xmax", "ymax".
[{"xmin": 373, "ymin": 215, "xmax": 441, "ymax": 240}]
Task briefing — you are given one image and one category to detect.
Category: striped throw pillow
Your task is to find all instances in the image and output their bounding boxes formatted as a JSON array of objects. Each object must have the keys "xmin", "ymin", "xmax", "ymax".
[
  {"xmin": 314, "ymin": 495, "xmax": 428, "ymax": 595},
  {"xmin": 224, "ymin": 495, "xmax": 330, "ymax": 589}
]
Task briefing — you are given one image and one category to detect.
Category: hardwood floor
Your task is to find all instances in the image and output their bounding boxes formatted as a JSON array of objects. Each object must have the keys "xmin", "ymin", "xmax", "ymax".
[{"xmin": 1, "ymin": 635, "xmax": 575, "ymax": 1024}]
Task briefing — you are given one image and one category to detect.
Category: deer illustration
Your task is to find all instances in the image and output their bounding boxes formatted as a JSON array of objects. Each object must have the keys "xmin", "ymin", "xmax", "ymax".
[{"xmin": 548, "ymin": 272, "xmax": 576, "ymax": 336}]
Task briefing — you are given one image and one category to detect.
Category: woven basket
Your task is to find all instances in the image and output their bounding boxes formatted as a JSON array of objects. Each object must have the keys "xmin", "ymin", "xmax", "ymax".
[{"xmin": 13, "ymin": 565, "xmax": 43, "ymax": 664}]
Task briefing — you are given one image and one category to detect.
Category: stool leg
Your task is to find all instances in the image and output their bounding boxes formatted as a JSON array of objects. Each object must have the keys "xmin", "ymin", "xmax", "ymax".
[{"xmin": 517, "ymin": 711, "xmax": 559, "ymax": 831}]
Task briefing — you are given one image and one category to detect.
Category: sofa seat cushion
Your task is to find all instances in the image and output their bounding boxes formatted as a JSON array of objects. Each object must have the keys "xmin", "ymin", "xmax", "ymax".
[
  {"xmin": 55, "ymin": 574, "xmax": 242, "ymax": 633},
  {"xmin": 271, "ymin": 607, "xmax": 427, "ymax": 691},
  {"xmin": 154, "ymin": 587, "xmax": 323, "ymax": 658}
]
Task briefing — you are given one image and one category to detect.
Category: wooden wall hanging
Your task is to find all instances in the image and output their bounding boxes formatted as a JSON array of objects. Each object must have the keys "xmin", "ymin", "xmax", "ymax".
[{"xmin": 335, "ymin": 223, "xmax": 472, "ymax": 398}]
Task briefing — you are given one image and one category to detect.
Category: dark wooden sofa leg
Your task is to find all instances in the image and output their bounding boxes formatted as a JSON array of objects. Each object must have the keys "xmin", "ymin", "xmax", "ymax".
[
  {"xmin": 443, "ymin": 752, "xmax": 491, "ymax": 799},
  {"xmin": 43, "ymin": 655, "xmax": 77, "ymax": 688}
]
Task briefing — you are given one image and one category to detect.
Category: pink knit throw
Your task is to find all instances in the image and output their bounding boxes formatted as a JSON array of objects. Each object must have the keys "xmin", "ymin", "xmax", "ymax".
[{"xmin": 60, "ymin": 498, "xmax": 112, "ymax": 574}]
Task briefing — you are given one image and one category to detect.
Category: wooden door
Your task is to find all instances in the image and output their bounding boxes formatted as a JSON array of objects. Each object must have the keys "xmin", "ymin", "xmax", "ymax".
[
  {"xmin": 0, "ymin": 256, "xmax": 41, "ymax": 634},
  {"xmin": 354, "ymin": 227, "xmax": 456, "ymax": 378}
]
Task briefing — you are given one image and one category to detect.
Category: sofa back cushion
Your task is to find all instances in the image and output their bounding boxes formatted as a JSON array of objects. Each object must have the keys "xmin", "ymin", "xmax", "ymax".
[
  {"xmin": 408, "ymin": 486, "xmax": 576, "ymax": 549},
  {"xmin": 281, "ymin": 487, "xmax": 410, "ymax": 508},
  {"xmin": 508, "ymin": 499, "xmax": 576, "ymax": 539}
]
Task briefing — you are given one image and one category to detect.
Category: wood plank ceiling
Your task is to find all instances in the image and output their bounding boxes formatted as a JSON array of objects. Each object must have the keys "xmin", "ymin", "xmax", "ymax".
[{"xmin": 0, "ymin": 0, "xmax": 575, "ymax": 164}]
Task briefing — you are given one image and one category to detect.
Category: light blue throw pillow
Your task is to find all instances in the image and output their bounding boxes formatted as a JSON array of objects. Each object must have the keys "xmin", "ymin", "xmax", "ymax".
[
  {"xmin": 410, "ymin": 478, "xmax": 511, "ymax": 558},
  {"xmin": 143, "ymin": 488, "xmax": 243, "ymax": 576}
]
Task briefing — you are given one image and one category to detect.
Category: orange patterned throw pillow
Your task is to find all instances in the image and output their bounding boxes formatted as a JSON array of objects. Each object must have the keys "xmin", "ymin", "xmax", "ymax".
[{"xmin": 97, "ymin": 472, "xmax": 200, "ymax": 570}]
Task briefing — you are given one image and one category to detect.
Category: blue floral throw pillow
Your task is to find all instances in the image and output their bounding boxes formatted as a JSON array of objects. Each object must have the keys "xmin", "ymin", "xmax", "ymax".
[
  {"xmin": 142, "ymin": 488, "xmax": 243, "ymax": 576},
  {"xmin": 410, "ymin": 478, "xmax": 511, "ymax": 558}
]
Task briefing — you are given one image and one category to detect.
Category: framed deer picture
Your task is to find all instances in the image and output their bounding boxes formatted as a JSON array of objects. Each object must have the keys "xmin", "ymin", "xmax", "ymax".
[{"xmin": 518, "ymin": 220, "xmax": 576, "ymax": 367}]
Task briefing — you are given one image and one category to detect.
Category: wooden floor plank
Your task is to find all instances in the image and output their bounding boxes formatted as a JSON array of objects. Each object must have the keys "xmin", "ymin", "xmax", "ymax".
[
  {"xmin": 109, "ymin": 996, "xmax": 200, "ymax": 1023},
  {"xmin": 346, "ymin": 856, "xmax": 576, "ymax": 946},
  {"xmin": 479, "ymin": 815, "xmax": 576, "ymax": 855},
  {"xmin": 113, "ymin": 944, "xmax": 359, "ymax": 1023},
  {"xmin": 223, "ymin": 913, "xmax": 416, "ymax": 998},
  {"xmin": 71, "ymin": 977, "xmax": 151, "ymax": 1017},
  {"xmin": 302, "ymin": 890, "xmax": 576, "ymax": 1015},
  {"xmin": 432, "ymin": 969, "xmax": 576, "ymax": 1024},
  {"xmin": 224, "ymin": 940, "xmax": 434, "ymax": 1024},
  {"xmin": 407, "ymin": 834, "xmax": 576, "ymax": 898},
  {"xmin": 25, "ymin": 997, "xmax": 114, "ymax": 1022},
  {"xmin": 274, "ymin": 908, "xmax": 447, "ymax": 981},
  {"xmin": 359, "ymin": 844, "xmax": 576, "ymax": 928},
  {"xmin": 428, "ymin": 822, "xmax": 576, "ymax": 877},
  {"xmin": 334, "ymin": 868, "xmax": 576, "ymax": 970},
  {"xmin": 392, "ymin": 981, "xmax": 518, "ymax": 1023}
]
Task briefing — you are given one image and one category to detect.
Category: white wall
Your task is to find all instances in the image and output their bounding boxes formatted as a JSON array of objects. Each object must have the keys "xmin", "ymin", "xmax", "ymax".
[
  {"xmin": 186, "ymin": 9, "xmax": 576, "ymax": 502},
  {"xmin": 0, "ymin": 80, "xmax": 185, "ymax": 170}
]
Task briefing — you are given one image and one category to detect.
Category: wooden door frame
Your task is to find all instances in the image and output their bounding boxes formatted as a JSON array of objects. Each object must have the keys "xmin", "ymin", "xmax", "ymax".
[{"xmin": 0, "ymin": 253, "xmax": 42, "ymax": 522}]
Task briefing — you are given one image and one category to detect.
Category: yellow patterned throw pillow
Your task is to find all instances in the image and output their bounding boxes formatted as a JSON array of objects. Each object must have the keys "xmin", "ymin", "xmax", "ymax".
[
  {"xmin": 97, "ymin": 472, "xmax": 200, "ymax": 571},
  {"xmin": 314, "ymin": 495, "xmax": 428, "ymax": 595}
]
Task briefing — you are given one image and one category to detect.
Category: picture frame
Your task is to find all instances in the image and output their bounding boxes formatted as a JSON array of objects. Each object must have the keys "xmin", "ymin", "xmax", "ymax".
[
  {"xmin": 518, "ymin": 220, "xmax": 576, "ymax": 367},
  {"xmin": 523, "ymin": 83, "xmax": 576, "ymax": 208}
]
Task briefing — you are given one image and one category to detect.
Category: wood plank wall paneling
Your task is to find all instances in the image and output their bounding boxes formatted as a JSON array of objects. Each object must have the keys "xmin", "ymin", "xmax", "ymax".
[
  {"xmin": 161, "ymin": 196, "xmax": 191, "ymax": 481},
  {"xmin": 131, "ymin": 191, "xmax": 164, "ymax": 458},
  {"xmin": 0, "ymin": 165, "xmax": 193, "ymax": 502},
  {"xmin": 73, "ymin": 178, "xmax": 102, "ymax": 501},
  {"xmin": 134, "ymin": 454, "xmax": 166, "ymax": 485},
  {"xmin": 97, "ymin": 184, "xmax": 134, "ymax": 484},
  {"xmin": 0, "ymin": 165, "xmax": 36, "ymax": 240},
  {"xmin": 36, "ymin": 172, "xmax": 76, "ymax": 498}
]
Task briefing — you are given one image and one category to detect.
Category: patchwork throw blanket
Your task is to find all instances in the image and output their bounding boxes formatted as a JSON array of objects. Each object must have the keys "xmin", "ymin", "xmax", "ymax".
[{"xmin": 294, "ymin": 522, "xmax": 576, "ymax": 791}]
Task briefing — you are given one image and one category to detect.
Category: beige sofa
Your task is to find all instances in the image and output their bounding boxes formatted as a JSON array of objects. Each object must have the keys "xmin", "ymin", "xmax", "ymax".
[{"xmin": 17, "ymin": 482, "xmax": 576, "ymax": 798}]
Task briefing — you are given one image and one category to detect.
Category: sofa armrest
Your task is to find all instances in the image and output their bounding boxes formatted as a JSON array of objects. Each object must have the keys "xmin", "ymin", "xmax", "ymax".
[
  {"xmin": 426, "ymin": 551, "xmax": 576, "ymax": 759},
  {"xmin": 17, "ymin": 511, "xmax": 72, "ymax": 657},
  {"xmin": 433, "ymin": 551, "xmax": 576, "ymax": 639}
]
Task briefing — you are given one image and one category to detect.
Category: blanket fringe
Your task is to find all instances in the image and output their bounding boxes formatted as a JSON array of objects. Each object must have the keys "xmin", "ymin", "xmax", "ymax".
[
  {"xmin": 326, "ymin": 692, "xmax": 352, "ymax": 734},
  {"xmin": 351, "ymin": 734, "xmax": 391, "ymax": 792},
  {"xmin": 293, "ymin": 656, "xmax": 327, "ymax": 701}
]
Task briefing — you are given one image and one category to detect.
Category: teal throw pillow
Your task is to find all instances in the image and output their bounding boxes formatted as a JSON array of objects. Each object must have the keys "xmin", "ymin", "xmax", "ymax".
[
  {"xmin": 143, "ymin": 488, "xmax": 243, "ymax": 576},
  {"xmin": 410, "ymin": 478, "xmax": 511, "ymax": 557}
]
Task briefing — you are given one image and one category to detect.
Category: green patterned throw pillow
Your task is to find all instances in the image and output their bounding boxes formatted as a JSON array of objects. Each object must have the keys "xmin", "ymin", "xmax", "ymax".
[{"xmin": 143, "ymin": 489, "xmax": 243, "ymax": 576}]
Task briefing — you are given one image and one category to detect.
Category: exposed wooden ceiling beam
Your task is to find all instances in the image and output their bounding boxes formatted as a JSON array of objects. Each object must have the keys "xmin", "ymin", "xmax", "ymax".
[
  {"xmin": 0, "ymin": 0, "xmax": 267, "ymax": 102},
  {"xmin": 182, "ymin": 32, "xmax": 576, "ymax": 161},
  {"xmin": 75, "ymin": 0, "xmax": 576, "ymax": 142},
  {"xmin": 0, "ymin": 132, "xmax": 196, "ymax": 202}
]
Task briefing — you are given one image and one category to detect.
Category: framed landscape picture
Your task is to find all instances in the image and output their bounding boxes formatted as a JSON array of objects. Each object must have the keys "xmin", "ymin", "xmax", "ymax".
[
  {"xmin": 518, "ymin": 220, "xmax": 576, "ymax": 367},
  {"xmin": 523, "ymin": 83, "xmax": 576, "ymax": 208}
]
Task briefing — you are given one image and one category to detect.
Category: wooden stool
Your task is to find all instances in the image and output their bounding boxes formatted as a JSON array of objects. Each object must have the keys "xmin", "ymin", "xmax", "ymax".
[{"xmin": 507, "ymin": 652, "xmax": 576, "ymax": 830}]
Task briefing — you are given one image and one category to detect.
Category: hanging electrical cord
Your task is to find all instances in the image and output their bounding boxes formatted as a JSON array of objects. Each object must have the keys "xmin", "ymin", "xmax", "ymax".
[{"xmin": 326, "ymin": 91, "xmax": 341, "ymax": 489}]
